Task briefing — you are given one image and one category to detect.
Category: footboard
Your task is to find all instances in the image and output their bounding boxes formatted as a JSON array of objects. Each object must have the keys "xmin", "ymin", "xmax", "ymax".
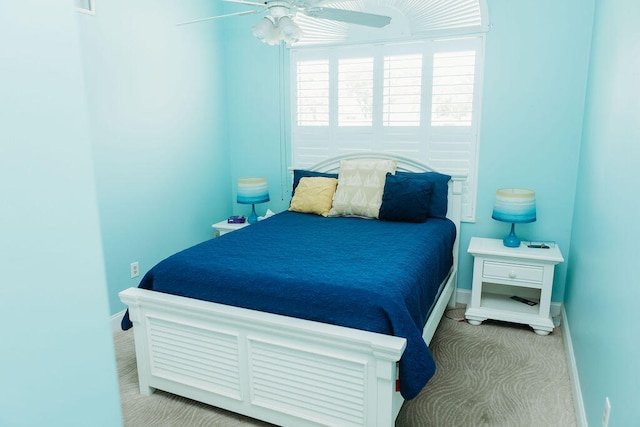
[{"xmin": 120, "ymin": 288, "xmax": 406, "ymax": 427}]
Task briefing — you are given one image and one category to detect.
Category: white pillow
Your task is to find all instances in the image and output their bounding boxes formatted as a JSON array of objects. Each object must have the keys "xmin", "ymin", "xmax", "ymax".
[{"xmin": 329, "ymin": 159, "xmax": 397, "ymax": 218}]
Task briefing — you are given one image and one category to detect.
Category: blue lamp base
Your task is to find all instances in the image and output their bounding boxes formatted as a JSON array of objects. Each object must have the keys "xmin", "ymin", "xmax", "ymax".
[
  {"xmin": 503, "ymin": 223, "xmax": 521, "ymax": 247},
  {"xmin": 248, "ymin": 204, "xmax": 258, "ymax": 224}
]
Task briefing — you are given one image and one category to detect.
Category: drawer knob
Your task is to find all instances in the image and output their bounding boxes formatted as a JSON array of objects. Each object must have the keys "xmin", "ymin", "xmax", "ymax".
[{"xmin": 508, "ymin": 270, "xmax": 517, "ymax": 278}]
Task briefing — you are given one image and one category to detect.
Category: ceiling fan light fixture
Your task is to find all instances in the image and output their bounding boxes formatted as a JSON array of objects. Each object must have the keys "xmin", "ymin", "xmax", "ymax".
[
  {"xmin": 265, "ymin": 32, "xmax": 282, "ymax": 45},
  {"xmin": 178, "ymin": 1, "xmax": 395, "ymax": 47},
  {"xmin": 251, "ymin": 14, "xmax": 301, "ymax": 46},
  {"xmin": 251, "ymin": 16, "xmax": 277, "ymax": 42},
  {"xmin": 278, "ymin": 16, "xmax": 302, "ymax": 44}
]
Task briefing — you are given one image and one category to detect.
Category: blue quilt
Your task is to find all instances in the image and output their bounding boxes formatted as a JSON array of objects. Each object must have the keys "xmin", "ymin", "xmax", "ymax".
[{"xmin": 122, "ymin": 211, "xmax": 455, "ymax": 399}]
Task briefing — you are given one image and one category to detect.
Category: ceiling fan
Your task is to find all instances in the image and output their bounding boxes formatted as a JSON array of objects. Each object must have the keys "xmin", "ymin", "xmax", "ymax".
[{"xmin": 177, "ymin": 0, "xmax": 392, "ymax": 45}]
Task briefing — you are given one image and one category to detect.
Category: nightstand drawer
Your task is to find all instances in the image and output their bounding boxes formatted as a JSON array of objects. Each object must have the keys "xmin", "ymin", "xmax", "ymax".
[{"xmin": 483, "ymin": 261, "xmax": 544, "ymax": 284}]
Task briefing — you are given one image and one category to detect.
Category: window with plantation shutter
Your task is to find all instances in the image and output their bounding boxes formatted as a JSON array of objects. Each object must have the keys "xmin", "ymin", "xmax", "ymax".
[
  {"xmin": 296, "ymin": 59, "xmax": 330, "ymax": 126},
  {"xmin": 432, "ymin": 51, "xmax": 476, "ymax": 126},
  {"xmin": 383, "ymin": 54, "xmax": 423, "ymax": 127},
  {"xmin": 291, "ymin": 0, "xmax": 489, "ymax": 48},
  {"xmin": 291, "ymin": 35, "xmax": 485, "ymax": 222},
  {"xmin": 338, "ymin": 57, "xmax": 374, "ymax": 126}
]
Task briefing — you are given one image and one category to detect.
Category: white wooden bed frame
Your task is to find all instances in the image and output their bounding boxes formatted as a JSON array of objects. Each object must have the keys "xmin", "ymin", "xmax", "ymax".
[{"xmin": 119, "ymin": 153, "xmax": 464, "ymax": 427}]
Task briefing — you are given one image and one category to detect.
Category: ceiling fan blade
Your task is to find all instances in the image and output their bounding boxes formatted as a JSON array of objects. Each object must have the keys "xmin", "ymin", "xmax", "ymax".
[
  {"xmin": 176, "ymin": 9, "xmax": 263, "ymax": 26},
  {"xmin": 302, "ymin": 7, "xmax": 391, "ymax": 28},
  {"xmin": 223, "ymin": 0, "xmax": 268, "ymax": 6}
]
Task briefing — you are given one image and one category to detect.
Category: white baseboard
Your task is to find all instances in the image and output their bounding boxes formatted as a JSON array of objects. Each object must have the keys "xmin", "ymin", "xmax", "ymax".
[
  {"xmin": 455, "ymin": 288, "xmax": 471, "ymax": 306},
  {"xmin": 561, "ymin": 305, "xmax": 587, "ymax": 427},
  {"xmin": 112, "ymin": 309, "xmax": 126, "ymax": 332}
]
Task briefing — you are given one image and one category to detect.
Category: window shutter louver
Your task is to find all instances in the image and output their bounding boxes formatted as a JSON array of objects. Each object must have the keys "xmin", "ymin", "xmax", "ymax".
[
  {"xmin": 383, "ymin": 54, "xmax": 423, "ymax": 127},
  {"xmin": 338, "ymin": 58, "xmax": 374, "ymax": 126},
  {"xmin": 431, "ymin": 51, "xmax": 476, "ymax": 126},
  {"xmin": 296, "ymin": 60, "xmax": 330, "ymax": 126},
  {"xmin": 290, "ymin": 0, "xmax": 488, "ymax": 47}
]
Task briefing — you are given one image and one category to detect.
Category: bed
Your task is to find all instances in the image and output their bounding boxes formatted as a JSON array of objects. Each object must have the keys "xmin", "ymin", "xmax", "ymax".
[{"xmin": 119, "ymin": 152, "xmax": 464, "ymax": 427}]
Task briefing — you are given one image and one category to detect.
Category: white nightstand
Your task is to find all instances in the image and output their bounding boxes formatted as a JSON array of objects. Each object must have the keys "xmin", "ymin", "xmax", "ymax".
[
  {"xmin": 212, "ymin": 219, "xmax": 249, "ymax": 237},
  {"xmin": 465, "ymin": 237, "xmax": 564, "ymax": 335}
]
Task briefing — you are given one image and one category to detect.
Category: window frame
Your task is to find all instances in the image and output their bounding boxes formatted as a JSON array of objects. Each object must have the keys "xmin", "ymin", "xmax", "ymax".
[{"xmin": 290, "ymin": 35, "xmax": 485, "ymax": 222}]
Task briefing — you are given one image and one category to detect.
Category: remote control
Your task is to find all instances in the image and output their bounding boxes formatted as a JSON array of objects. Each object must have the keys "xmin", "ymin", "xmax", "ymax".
[
  {"xmin": 510, "ymin": 296, "xmax": 537, "ymax": 306},
  {"xmin": 528, "ymin": 243, "xmax": 549, "ymax": 249}
]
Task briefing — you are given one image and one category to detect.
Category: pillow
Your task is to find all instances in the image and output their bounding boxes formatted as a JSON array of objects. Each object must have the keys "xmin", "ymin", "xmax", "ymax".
[
  {"xmin": 288, "ymin": 177, "xmax": 339, "ymax": 217},
  {"xmin": 292, "ymin": 169, "xmax": 339, "ymax": 196},
  {"xmin": 328, "ymin": 159, "xmax": 397, "ymax": 219},
  {"xmin": 379, "ymin": 173, "xmax": 434, "ymax": 223},
  {"xmin": 394, "ymin": 171, "xmax": 451, "ymax": 218}
]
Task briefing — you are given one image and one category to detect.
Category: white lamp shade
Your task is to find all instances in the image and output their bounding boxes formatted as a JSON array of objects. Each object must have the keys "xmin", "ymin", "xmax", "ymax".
[
  {"xmin": 492, "ymin": 188, "xmax": 536, "ymax": 223},
  {"xmin": 237, "ymin": 177, "xmax": 270, "ymax": 205}
]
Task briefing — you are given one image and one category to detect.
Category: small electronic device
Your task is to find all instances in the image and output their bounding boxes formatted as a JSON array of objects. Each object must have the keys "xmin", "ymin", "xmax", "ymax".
[
  {"xmin": 227, "ymin": 215, "xmax": 246, "ymax": 224},
  {"xmin": 510, "ymin": 296, "xmax": 538, "ymax": 306},
  {"xmin": 528, "ymin": 243, "xmax": 550, "ymax": 249},
  {"xmin": 524, "ymin": 240, "xmax": 554, "ymax": 249}
]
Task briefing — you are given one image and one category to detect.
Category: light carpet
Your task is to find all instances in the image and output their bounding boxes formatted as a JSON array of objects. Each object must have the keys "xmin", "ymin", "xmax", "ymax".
[{"xmin": 114, "ymin": 306, "xmax": 577, "ymax": 426}]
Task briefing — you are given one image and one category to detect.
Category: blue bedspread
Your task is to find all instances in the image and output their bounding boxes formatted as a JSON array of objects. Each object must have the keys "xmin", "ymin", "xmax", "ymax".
[{"xmin": 122, "ymin": 211, "xmax": 455, "ymax": 399}]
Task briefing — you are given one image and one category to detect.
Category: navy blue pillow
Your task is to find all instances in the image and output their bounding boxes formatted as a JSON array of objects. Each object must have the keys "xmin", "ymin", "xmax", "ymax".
[
  {"xmin": 379, "ymin": 173, "xmax": 434, "ymax": 223},
  {"xmin": 394, "ymin": 171, "xmax": 451, "ymax": 219},
  {"xmin": 292, "ymin": 169, "xmax": 338, "ymax": 196}
]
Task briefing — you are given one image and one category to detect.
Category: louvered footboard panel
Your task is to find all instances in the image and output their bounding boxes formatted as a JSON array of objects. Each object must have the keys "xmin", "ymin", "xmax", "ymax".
[
  {"xmin": 249, "ymin": 338, "xmax": 367, "ymax": 426},
  {"xmin": 121, "ymin": 288, "xmax": 407, "ymax": 427},
  {"xmin": 147, "ymin": 317, "xmax": 242, "ymax": 400}
]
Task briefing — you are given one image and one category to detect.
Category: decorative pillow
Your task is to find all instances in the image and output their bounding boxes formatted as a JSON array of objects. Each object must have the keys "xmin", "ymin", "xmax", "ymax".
[
  {"xmin": 379, "ymin": 173, "xmax": 434, "ymax": 223},
  {"xmin": 394, "ymin": 171, "xmax": 451, "ymax": 218},
  {"xmin": 288, "ymin": 177, "xmax": 339, "ymax": 217},
  {"xmin": 328, "ymin": 159, "xmax": 397, "ymax": 219},
  {"xmin": 292, "ymin": 169, "xmax": 339, "ymax": 196}
]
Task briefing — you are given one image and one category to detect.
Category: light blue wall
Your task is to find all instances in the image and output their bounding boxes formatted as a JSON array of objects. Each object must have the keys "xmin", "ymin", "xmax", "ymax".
[
  {"xmin": 458, "ymin": 0, "xmax": 594, "ymax": 301},
  {"xmin": 565, "ymin": 0, "xmax": 640, "ymax": 425},
  {"xmin": 77, "ymin": 0, "xmax": 232, "ymax": 314},
  {"xmin": 0, "ymin": 2, "xmax": 121, "ymax": 425},
  {"xmin": 220, "ymin": 14, "xmax": 293, "ymax": 218}
]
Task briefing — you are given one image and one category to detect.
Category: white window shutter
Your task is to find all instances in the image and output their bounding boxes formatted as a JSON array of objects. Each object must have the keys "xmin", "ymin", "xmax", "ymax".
[
  {"xmin": 291, "ymin": 36, "xmax": 484, "ymax": 222},
  {"xmin": 291, "ymin": 0, "xmax": 489, "ymax": 47},
  {"xmin": 338, "ymin": 57, "xmax": 374, "ymax": 126},
  {"xmin": 383, "ymin": 54, "xmax": 423, "ymax": 127},
  {"xmin": 431, "ymin": 51, "xmax": 476, "ymax": 127},
  {"xmin": 295, "ymin": 60, "xmax": 330, "ymax": 126}
]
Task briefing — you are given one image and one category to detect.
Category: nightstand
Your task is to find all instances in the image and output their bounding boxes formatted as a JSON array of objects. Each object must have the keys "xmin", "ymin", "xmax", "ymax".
[
  {"xmin": 465, "ymin": 237, "xmax": 564, "ymax": 335},
  {"xmin": 212, "ymin": 219, "xmax": 249, "ymax": 237}
]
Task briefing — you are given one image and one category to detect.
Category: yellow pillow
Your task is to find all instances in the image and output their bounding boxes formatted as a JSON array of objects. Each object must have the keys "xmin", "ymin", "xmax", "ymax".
[{"xmin": 288, "ymin": 177, "xmax": 339, "ymax": 217}]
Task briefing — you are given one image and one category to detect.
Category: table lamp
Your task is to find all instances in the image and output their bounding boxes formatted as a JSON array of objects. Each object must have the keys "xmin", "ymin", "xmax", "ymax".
[
  {"xmin": 237, "ymin": 177, "xmax": 270, "ymax": 224},
  {"xmin": 492, "ymin": 188, "xmax": 536, "ymax": 247}
]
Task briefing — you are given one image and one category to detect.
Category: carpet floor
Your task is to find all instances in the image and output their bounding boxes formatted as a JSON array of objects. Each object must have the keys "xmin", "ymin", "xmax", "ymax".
[{"xmin": 114, "ymin": 306, "xmax": 577, "ymax": 426}]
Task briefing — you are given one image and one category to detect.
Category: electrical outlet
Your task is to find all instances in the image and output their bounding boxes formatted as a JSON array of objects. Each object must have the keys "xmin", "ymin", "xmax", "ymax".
[
  {"xmin": 602, "ymin": 397, "xmax": 611, "ymax": 427},
  {"xmin": 130, "ymin": 261, "xmax": 139, "ymax": 278}
]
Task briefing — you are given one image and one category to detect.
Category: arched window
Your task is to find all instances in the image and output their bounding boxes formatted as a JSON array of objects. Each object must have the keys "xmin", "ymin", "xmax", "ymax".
[{"xmin": 290, "ymin": 0, "xmax": 489, "ymax": 222}]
